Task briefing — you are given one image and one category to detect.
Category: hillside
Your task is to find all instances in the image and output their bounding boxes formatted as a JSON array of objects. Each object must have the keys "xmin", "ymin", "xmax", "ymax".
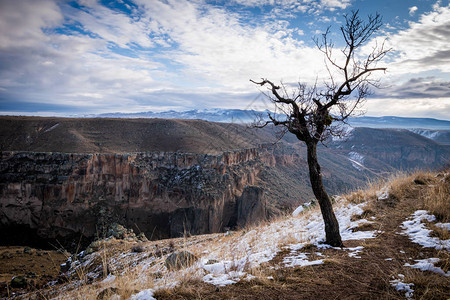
[
  {"xmin": 2, "ymin": 171, "xmax": 448, "ymax": 299},
  {"xmin": 1, "ymin": 116, "xmax": 449, "ymax": 154},
  {"xmin": 328, "ymin": 127, "xmax": 450, "ymax": 170},
  {"xmin": 0, "ymin": 116, "xmax": 274, "ymax": 154}
]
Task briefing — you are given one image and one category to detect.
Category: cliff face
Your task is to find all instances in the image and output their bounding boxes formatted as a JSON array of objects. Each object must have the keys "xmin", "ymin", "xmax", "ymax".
[{"xmin": 0, "ymin": 148, "xmax": 271, "ymax": 247}]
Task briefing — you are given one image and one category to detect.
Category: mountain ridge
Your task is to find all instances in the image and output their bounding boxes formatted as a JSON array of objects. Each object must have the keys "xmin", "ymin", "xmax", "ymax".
[{"xmin": 86, "ymin": 109, "xmax": 450, "ymax": 130}]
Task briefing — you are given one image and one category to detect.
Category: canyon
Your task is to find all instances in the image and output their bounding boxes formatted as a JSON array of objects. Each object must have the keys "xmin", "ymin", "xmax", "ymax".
[{"xmin": 0, "ymin": 116, "xmax": 448, "ymax": 249}]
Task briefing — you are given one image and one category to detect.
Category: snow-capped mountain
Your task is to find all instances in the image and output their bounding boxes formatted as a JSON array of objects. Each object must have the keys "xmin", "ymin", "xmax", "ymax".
[{"xmin": 91, "ymin": 109, "xmax": 450, "ymax": 130}]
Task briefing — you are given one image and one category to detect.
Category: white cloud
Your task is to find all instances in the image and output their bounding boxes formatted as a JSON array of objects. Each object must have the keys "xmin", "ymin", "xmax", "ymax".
[
  {"xmin": 1, "ymin": 0, "xmax": 447, "ymax": 121},
  {"xmin": 364, "ymin": 97, "xmax": 450, "ymax": 120},
  {"xmin": 69, "ymin": 0, "xmax": 158, "ymax": 49},
  {"xmin": 230, "ymin": 0, "xmax": 351, "ymax": 11},
  {"xmin": 408, "ymin": 6, "xmax": 418, "ymax": 16},
  {"xmin": 386, "ymin": 3, "xmax": 450, "ymax": 75},
  {"xmin": 133, "ymin": 0, "xmax": 328, "ymax": 90},
  {"xmin": 0, "ymin": 0, "xmax": 63, "ymax": 49}
]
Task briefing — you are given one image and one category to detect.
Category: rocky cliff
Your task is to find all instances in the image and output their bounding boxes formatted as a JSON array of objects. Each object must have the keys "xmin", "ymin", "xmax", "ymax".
[{"xmin": 0, "ymin": 147, "xmax": 279, "ymax": 248}]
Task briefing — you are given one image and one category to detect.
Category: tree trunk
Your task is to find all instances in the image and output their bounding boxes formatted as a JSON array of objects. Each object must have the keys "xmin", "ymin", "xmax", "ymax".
[{"xmin": 306, "ymin": 142, "xmax": 344, "ymax": 247}]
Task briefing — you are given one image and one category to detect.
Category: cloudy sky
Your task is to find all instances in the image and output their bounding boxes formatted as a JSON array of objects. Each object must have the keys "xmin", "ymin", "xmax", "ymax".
[{"xmin": 0, "ymin": 0, "xmax": 449, "ymax": 119}]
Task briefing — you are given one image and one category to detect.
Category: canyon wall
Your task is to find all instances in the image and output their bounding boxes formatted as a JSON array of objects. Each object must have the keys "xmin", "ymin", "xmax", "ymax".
[{"xmin": 0, "ymin": 147, "xmax": 279, "ymax": 247}]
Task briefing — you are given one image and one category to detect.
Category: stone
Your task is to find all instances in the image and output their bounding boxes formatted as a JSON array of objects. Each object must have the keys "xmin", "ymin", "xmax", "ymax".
[
  {"xmin": 10, "ymin": 276, "xmax": 27, "ymax": 288},
  {"xmin": 137, "ymin": 232, "xmax": 148, "ymax": 242},
  {"xmin": 237, "ymin": 186, "xmax": 266, "ymax": 228},
  {"xmin": 165, "ymin": 251, "xmax": 197, "ymax": 270},
  {"xmin": 97, "ymin": 287, "xmax": 120, "ymax": 300},
  {"xmin": 206, "ymin": 259, "xmax": 219, "ymax": 265},
  {"xmin": 60, "ymin": 259, "xmax": 72, "ymax": 273},
  {"xmin": 131, "ymin": 245, "xmax": 145, "ymax": 253}
]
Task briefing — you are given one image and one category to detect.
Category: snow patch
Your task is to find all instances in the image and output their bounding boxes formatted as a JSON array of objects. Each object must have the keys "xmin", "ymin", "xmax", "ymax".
[
  {"xmin": 199, "ymin": 200, "xmax": 378, "ymax": 286},
  {"xmin": 201, "ymin": 259, "xmax": 247, "ymax": 286},
  {"xmin": 332, "ymin": 126, "xmax": 354, "ymax": 141},
  {"xmin": 292, "ymin": 205, "xmax": 304, "ymax": 217},
  {"xmin": 130, "ymin": 289, "xmax": 156, "ymax": 300},
  {"xmin": 405, "ymin": 258, "xmax": 450, "ymax": 277},
  {"xmin": 390, "ymin": 274, "xmax": 414, "ymax": 299},
  {"xmin": 44, "ymin": 123, "xmax": 59, "ymax": 132},
  {"xmin": 376, "ymin": 187, "xmax": 389, "ymax": 200},
  {"xmin": 292, "ymin": 202, "xmax": 311, "ymax": 217},
  {"xmin": 401, "ymin": 210, "xmax": 450, "ymax": 251},
  {"xmin": 409, "ymin": 129, "xmax": 442, "ymax": 140},
  {"xmin": 347, "ymin": 246, "xmax": 364, "ymax": 258},
  {"xmin": 348, "ymin": 151, "xmax": 365, "ymax": 171},
  {"xmin": 435, "ymin": 222, "xmax": 450, "ymax": 230},
  {"xmin": 283, "ymin": 252, "xmax": 324, "ymax": 268}
]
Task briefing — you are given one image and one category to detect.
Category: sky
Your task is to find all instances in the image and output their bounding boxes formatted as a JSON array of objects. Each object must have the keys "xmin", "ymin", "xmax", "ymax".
[{"xmin": 0, "ymin": 0, "xmax": 449, "ymax": 119}]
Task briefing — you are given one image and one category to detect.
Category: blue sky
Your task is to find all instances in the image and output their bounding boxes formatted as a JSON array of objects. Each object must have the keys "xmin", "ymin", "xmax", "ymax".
[{"xmin": 0, "ymin": 0, "xmax": 449, "ymax": 119}]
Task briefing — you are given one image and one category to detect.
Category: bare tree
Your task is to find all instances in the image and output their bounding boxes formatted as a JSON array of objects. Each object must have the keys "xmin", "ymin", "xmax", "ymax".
[{"xmin": 251, "ymin": 10, "xmax": 390, "ymax": 247}]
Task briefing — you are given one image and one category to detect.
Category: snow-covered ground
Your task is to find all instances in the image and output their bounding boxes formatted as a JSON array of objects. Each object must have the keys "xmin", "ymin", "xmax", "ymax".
[
  {"xmin": 409, "ymin": 129, "xmax": 442, "ymax": 140},
  {"xmin": 60, "ymin": 191, "xmax": 449, "ymax": 299},
  {"xmin": 390, "ymin": 274, "xmax": 414, "ymax": 300},
  {"xmin": 348, "ymin": 151, "xmax": 365, "ymax": 171},
  {"xmin": 108, "ymin": 198, "xmax": 379, "ymax": 298},
  {"xmin": 401, "ymin": 210, "xmax": 450, "ymax": 251}
]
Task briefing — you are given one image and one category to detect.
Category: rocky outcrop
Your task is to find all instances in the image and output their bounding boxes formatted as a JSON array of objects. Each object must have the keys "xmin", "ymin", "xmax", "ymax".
[
  {"xmin": 0, "ymin": 148, "xmax": 274, "ymax": 248},
  {"xmin": 237, "ymin": 186, "xmax": 266, "ymax": 228}
]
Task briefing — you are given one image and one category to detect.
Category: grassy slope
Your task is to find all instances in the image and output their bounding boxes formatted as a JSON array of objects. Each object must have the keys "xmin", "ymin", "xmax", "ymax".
[
  {"xmin": 0, "ymin": 116, "xmax": 276, "ymax": 154},
  {"xmin": 7, "ymin": 170, "xmax": 447, "ymax": 299},
  {"xmin": 155, "ymin": 171, "xmax": 449, "ymax": 300}
]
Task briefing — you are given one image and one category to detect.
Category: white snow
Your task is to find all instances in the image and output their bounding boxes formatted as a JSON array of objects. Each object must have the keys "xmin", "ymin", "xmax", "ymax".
[
  {"xmin": 201, "ymin": 259, "xmax": 247, "ymax": 286},
  {"xmin": 332, "ymin": 126, "xmax": 354, "ymax": 141},
  {"xmin": 405, "ymin": 258, "xmax": 450, "ymax": 277},
  {"xmin": 409, "ymin": 129, "xmax": 442, "ymax": 140},
  {"xmin": 390, "ymin": 274, "xmax": 414, "ymax": 299},
  {"xmin": 292, "ymin": 202, "xmax": 312, "ymax": 217},
  {"xmin": 376, "ymin": 187, "xmax": 389, "ymax": 200},
  {"xmin": 292, "ymin": 205, "xmax": 304, "ymax": 217},
  {"xmin": 401, "ymin": 210, "xmax": 450, "ymax": 251},
  {"xmin": 101, "ymin": 274, "xmax": 116, "ymax": 284},
  {"xmin": 130, "ymin": 289, "xmax": 156, "ymax": 300},
  {"xmin": 64, "ymin": 198, "xmax": 385, "ymax": 298},
  {"xmin": 348, "ymin": 151, "xmax": 365, "ymax": 171},
  {"xmin": 435, "ymin": 222, "xmax": 450, "ymax": 230},
  {"xmin": 197, "ymin": 200, "xmax": 378, "ymax": 286},
  {"xmin": 283, "ymin": 252, "xmax": 324, "ymax": 268},
  {"xmin": 44, "ymin": 123, "xmax": 59, "ymax": 132},
  {"xmin": 347, "ymin": 246, "xmax": 364, "ymax": 258}
]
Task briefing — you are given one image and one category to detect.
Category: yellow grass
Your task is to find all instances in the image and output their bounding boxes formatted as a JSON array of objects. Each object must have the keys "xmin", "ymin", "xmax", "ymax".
[{"xmin": 20, "ymin": 169, "xmax": 449, "ymax": 299}]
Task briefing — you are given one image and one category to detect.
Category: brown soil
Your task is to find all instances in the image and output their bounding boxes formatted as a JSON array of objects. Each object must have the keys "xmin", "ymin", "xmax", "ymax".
[{"xmin": 0, "ymin": 246, "xmax": 66, "ymax": 298}]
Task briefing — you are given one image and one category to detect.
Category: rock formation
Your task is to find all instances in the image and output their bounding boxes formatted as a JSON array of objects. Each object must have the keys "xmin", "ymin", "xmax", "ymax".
[{"xmin": 0, "ymin": 147, "xmax": 273, "ymax": 248}]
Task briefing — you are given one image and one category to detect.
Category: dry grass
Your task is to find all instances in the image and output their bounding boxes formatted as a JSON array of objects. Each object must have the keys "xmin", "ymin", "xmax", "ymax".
[
  {"xmin": 423, "ymin": 173, "xmax": 450, "ymax": 222},
  {"xmin": 10, "ymin": 169, "xmax": 450, "ymax": 300}
]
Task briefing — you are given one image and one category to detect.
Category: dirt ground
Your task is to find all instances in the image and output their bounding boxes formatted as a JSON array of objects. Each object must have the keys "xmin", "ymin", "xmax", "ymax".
[{"xmin": 0, "ymin": 246, "xmax": 67, "ymax": 299}]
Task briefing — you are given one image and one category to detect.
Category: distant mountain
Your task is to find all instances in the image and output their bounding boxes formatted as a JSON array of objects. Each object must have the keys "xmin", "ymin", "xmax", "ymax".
[
  {"xmin": 92, "ymin": 109, "xmax": 450, "ymax": 130},
  {"xmin": 408, "ymin": 129, "xmax": 450, "ymax": 145},
  {"xmin": 347, "ymin": 116, "xmax": 450, "ymax": 130},
  {"xmin": 95, "ymin": 109, "xmax": 260, "ymax": 123}
]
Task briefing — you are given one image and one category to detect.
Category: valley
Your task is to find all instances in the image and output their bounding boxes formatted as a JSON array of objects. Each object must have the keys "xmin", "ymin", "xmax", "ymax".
[{"xmin": 0, "ymin": 116, "xmax": 448, "ymax": 249}]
